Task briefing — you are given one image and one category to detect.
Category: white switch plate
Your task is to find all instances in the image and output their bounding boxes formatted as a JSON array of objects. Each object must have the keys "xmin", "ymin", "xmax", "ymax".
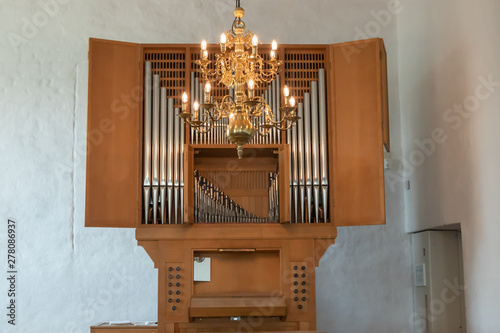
[
  {"xmin": 414, "ymin": 263, "xmax": 426, "ymax": 287},
  {"xmin": 384, "ymin": 158, "xmax": 391, "ymax": 170}
]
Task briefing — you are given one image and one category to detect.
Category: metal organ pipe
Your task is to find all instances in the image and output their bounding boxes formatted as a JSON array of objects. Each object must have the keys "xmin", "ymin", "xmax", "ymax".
[
  {"xmin": 291, "ymin": 109, "xmax": 299, "ymax": 223},
  {"xmin": 303, "ymin": 92, "xmax": 313, "ymax": 223},
  {"xmin": 141, "ymin": 67, "xmax": 333, "ymax": 225},
  {"xmin": 190, "ymin": 72, "xmax": 195, "ymax": 145},
  {"xmin": 178, "ymin": 107, "xmax": 185, "ymax": 224},
  {"xmin": 318, "ymin": 69, "xmax": 329, "ymax": 223},
  {"xmin": 270, "ymin": 81, "xmax": 276, "ymax": 144},
  {"xmin": 284, "ymin": 71, "xmax": 329, "ymax": 224},
  {"xmin": 297, "ymin": 103, "xmax": 306, "ymax": 223},
  {"xmin": 143, "ymin": 62, "xmax": 152, "ymax": 224},
  {"xmin": 173, "ymin": 104, "xmax": 180, "ymax": 224},
  {"xmin": 310, "ymin": 81, "xmax": 320, "ymax": 223},
  {"xmin": 287, "ymin": 117, "xmax": 294, "ymax": 223},
  {"xmin": 152, "ymin": 74, "xmax": 160, "ymax": 224},
  {"xmin": 194, "ymin": 77, "xmax": 199, "ymax": 144},
  {"xmin": 167, "ymin": 98, "xmax": 174, "ymax": 224},
  {"xmin": 194, "ymin": 172, "xmax": 273, "ymax": 223},
  {"xmin": 276, "ymin": 74, "xmax": 281, "ymax": 143},
  {"xmin": 160, "ymin": 87, "xmax": 167, "ymax": 224}
]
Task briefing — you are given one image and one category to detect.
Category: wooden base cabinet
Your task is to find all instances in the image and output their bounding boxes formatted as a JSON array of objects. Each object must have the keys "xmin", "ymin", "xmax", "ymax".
[{"xmin": 137, "ymin": 225, "xmax": 335, "ymax": 333}]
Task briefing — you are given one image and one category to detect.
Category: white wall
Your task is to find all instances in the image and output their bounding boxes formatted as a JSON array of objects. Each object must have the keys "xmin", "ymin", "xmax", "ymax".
[
  {"xmin": 0, "ymin": 1, "xmax": 411, "ymax": 332},
  {"xmin": 397, "ymin": 0, "xmax": 500, "ymax": 331}
]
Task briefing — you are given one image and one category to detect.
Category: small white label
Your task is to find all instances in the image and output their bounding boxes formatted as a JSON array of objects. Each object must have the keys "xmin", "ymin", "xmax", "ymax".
[
  {"xmin": 193, "ymin": 257, "xmax": 211, "ymax": 282},
  {"xmin": 414, "ymin": 263, "xmax": 426, "ymax": 287}
]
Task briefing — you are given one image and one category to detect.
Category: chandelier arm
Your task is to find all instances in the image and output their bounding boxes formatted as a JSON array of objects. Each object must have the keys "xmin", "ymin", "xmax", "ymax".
[
  {"xmin": 193, "ymin": 117, "xmax": 214, "ymax": 134},
  {"xmin": 276, "ymin": 121, "xmax": 294, "ymax": 131},
  {"xmin": 220, "ymin": 95, "xmax": 236, "ymax": 118},
  {"xmin": 255, "ymin": 120, "xmax": 271, "ymax": 137},
  {"xmin": 264, "ymin": 109, "xmax": 288, "ymax": 126}
]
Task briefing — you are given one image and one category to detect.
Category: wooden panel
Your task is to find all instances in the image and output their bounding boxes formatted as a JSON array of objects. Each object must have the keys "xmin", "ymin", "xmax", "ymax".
[
  {"xmin": 330, "ymin": 38, "xmax": 386, "ymax": 226},
  {"xmin": 183, "ymin": 144, "xmax": 195, "ymax": 223},
  {"xmin": 136, "ymin": 223, "xmax": 337, "ymax": 241},
  {"xmin": 278, "ymin": 144, "xmax": 291, "ymax": 223},
  {"xmin": 139, "ymin": 238, "xmax": 332, "ymax": 333},
  {"xmin": 177, "ymin": 322, "xmax": 304, "ymax": 333},
  {"xmin": 380, "ymin": 40, "xmax": 390, "ymax": 152},
  {"xmin": 189, "ymin": 296, "xmax": 286, "ymax": 318},
  {"xmin": 192, "ymin": 250, "xmax": 280, "ymax": 296},
  {"xmin": 86, "ymin": 38, "xmax": 141, "ymax": 228}
]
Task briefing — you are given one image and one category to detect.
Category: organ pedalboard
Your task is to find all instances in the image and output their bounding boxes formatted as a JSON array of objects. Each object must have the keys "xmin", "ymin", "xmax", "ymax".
[{"xmin": 86, "ymin": 37, "xmax": 389, "ymax": 333}]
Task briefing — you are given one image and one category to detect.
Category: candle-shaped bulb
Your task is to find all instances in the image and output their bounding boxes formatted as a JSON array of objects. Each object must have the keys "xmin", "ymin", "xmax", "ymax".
[
  {"xmin": 289, "ymin": 96, "xmax": 296, "ymax": 107},
  {"xmin": 201, "ymin": 40, "xmax": 208, "ymax": 59},
  {"xmin": 270, "ymin": 50, "xmax": 276, "ymax": 60},
  {"xmin": 272, "ymin": 40, "xmax": 278, "ymax": 50},
  {"xmin": 182, "ymin": 92, "xmax": 188, "ymax": 112},
  {"xmin": 248, "ymin": 79, "xmax": 255, "ymax": 99},
  {"xmin": 284, "ymin": 85, "xmax": 290, "ymax": 105},
  {"xmin": 220, "ymin": 33, "xmax": 227, "ymax": 52},
  {"xmin": 204, "ymin": 82, "xmax": 211, "ymax": 103},
  {"xmin": 252, "ymin": 35, "xmax": 258, "ymax": 55},
  {"xmin": 252, "ymin": 35, "xmax": 258, "ymax": 46},
  {"xmin": 193, "ymin": 101, "xmax": 200, "ymax": 120}
]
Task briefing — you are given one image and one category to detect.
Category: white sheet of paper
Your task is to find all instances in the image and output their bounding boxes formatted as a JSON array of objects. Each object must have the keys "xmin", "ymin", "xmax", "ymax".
[{"xmin": 193, "ymin": 258, "xmax": 211, "ymax": 282}]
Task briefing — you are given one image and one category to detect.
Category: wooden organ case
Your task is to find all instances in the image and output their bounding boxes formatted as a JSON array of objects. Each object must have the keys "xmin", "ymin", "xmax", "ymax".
[{"xmin": 86, "ymin": 38, "xmax": 389, "ymax": 333}]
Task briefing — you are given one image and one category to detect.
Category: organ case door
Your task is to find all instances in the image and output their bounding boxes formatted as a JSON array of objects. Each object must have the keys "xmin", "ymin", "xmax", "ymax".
[
  {"xmin": 86, "ymin": 38, "xmax": 142, "ymax": 228},
  {"xmin": 329, "ymin": 38, "xmax": 389, "ymax": 226}
]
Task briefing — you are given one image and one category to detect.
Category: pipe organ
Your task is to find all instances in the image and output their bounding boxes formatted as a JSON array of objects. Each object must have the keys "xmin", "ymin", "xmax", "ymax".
[{"xmin": 86, "ymin": 38, "xmax": 389, "ymax": 333}]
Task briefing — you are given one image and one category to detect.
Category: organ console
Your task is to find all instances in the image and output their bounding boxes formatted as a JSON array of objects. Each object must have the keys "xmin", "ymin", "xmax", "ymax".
[{"xmin": 86, "ymin": 37, "xmax": 389, "ymax": 333}]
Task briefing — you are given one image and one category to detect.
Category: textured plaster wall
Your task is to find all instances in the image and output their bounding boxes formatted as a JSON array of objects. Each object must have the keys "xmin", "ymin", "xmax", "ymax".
[
  {"xmin": 397, "ymin": 0, "xmax": 500, "ymax": 331},
  {"xmin": 0, "ymin": 1, "xmax": 411, "ymax": 333}
]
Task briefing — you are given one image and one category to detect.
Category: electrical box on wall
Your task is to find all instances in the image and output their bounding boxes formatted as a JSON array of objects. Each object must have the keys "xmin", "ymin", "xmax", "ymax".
[{"xmin": 411, "ymin": 231, "xmax": 466, "ymax": 333}]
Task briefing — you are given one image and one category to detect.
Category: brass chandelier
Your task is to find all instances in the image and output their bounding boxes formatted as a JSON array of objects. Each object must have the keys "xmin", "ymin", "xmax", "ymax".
[{"xmin": 178, "ymin": 0, "xmax": 299, "ymax": 158}]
